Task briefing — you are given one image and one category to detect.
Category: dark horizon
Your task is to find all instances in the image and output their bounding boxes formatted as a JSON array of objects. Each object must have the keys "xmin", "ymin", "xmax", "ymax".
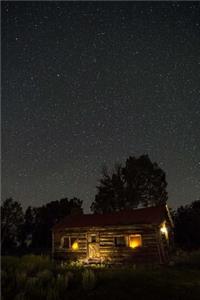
[{"xmin": 2, "ymin": 1, "xmax": 200, "ymax": 212}]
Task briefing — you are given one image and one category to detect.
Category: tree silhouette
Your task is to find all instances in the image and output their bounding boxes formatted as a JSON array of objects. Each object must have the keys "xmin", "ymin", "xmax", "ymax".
[
  {"xmin": 91, "ymin": 165, "xmax": 125, "ymax": 213},
  {"xmin": 174, "ymin": 200, "xmax": 200, "ymax": 249},
  {"xmin": 91, "ymin": 155, "xmax": 168, "ymax": 213},
  {"xmin": 21, "ymin": 206, "xmax": 37, "ymax": 251},
  {"xmin": 124, "ymin": 155, "xmax": 167, "ymax": 207},
  {"xmin": 1, "ymin": 198, "xmax": 24, "ymax": 254},
  {"xmin": 1, "ymin": 197, "xmax": 83, "ymax": 254},
  {"xmin": 24, "ymin": 197, "xmax": 83, "ymax": 252}
]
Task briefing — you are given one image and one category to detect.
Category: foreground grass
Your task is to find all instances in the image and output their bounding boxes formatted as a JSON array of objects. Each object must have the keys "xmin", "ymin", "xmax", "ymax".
[{"xmin": 1, "ymin": 253, "xmax": 200, "ymax": 300}]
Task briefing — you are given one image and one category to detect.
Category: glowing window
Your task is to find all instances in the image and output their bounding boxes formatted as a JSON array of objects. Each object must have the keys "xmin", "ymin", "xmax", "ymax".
[
  {"xmin": 129, "ymin": 234, "xmax": 142, "ymax": 248},
  {"xmin": 61, "ymin": 237, "xmax": 79, "ymax": 250},
  {"xmin": 114, "ymin": 236, "xmax": 126, "ymax": 247},
  {"xmin": 71, "ymin": 238, "xmax": 79, "ymax": 250}
]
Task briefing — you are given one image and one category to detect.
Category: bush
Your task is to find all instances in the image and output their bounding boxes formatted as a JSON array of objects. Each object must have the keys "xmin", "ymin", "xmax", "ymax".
[
  {"xmin": 60, "ymin": 260, "xmax": 85, "ymax": 271},
  {"xmin": 37, "ymin": 269, "xmax": 53, "ymax": 284},
  {"xmin": 16, "ymin": 272, "xmax": 27, "ymax": 288},
  {"xmin": 20, "ymin": 255, "xmax": 53, "ymax": 276},
  {"xmin": 2, "ymin": 256, "xmax": 20, "ymax": 275},
  {"xmin": 82, "ymin": 269, "xmax": 96, "ymax": 290}
]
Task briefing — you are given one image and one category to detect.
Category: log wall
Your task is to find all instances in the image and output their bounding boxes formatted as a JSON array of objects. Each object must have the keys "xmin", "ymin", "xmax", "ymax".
[{"xmin": 53, "ymin": 224, "xmax": 169, "ymax": 264}]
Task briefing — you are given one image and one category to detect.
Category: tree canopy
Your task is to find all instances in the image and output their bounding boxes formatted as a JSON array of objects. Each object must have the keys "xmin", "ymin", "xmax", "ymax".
[
  {"xmin": 91, "ymin": 155, "xmax": 168, "ymax": 213},
  {"xmin": 30, "ymin": 197, "xmax": 83, "ymax": 251},
  {"xmin": 1, "ymin": 198, "xmax": 24, "ymax": 254},
  {"xmin": 173, "ymin": 200, "xmax": 200, "ymax": 250},
  {"xmin": 1, "ymin": 197, "xmax": 83, "ymax": 254}
]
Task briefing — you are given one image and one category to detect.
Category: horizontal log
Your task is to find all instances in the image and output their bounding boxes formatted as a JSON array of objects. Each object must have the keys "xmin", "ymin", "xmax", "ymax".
[
  {"xmin": 99, "ymin": 237, "xmax": 115, "ymax": 241},
  {"xmin": 58, "ymin": 235, "xmax": 87, "ymax": 239},
  {"xmin": 55, "ymin": 231, "xmax": 157, "ymax": 238},
  {"xmin": 100, "ymin": 244, "xmax": 115, "ymax": 248},
  {"xmin": 99, "ymin": 249, "xmax": 158, "ymax": 255},
  {"xmin": 100, "ymin": 252, "xmax": 159, "ymax": 258},
  {"xmin": 99, "ymin": 230, "xmax": 153, "ymax": 235},
  {"xmin": 56, "ymin": 225, "xmax": 156, "ymax": 232}
]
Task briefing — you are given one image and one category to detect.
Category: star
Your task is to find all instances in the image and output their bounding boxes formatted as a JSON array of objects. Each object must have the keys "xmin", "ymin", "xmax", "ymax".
[{"xmin": 2, "ymin": 1, "xmax": 200, "ymax": 212}]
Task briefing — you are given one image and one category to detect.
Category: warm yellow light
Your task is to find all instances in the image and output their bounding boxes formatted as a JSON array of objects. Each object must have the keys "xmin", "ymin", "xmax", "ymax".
[
  {"xmin": 160, "ymin": 223, "xmax": 168, "ymax": 239},
  {"xmin": 129, "ymin": 235, "xmax": 142, "ymax": 248},
  {"xmin": 72, "ymin": 241, "xmax": 79, "ymax": 250}
]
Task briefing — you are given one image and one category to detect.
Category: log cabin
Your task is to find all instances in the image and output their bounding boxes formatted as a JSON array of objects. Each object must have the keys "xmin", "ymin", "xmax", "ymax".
[{"xmin": 52, "ymin": 205, "xmax": 174, "ymax": 265}]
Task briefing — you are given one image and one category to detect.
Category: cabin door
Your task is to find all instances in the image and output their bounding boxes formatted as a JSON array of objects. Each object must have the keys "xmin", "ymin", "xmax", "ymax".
[{"xmin": 87, "ymin": 233, "xmax": 100, "ymax": 259}]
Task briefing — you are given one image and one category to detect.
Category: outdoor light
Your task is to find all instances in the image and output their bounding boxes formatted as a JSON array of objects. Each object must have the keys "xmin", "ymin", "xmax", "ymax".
[{"xmin": 160, "ymin": 223, "xmax": 168, "ymax": 239}]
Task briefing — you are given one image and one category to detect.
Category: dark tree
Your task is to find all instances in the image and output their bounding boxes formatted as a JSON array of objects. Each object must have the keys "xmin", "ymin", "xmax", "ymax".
[
  {"xmin": 28, "ymin": 197, "xmax": 83, "ymax": 252},
  {"xmin": 21, "ymin": 206, "xmax": 37, "ymax": 251},
  {"xmin": 1, "ymin": 197, "xmax": 83, "ymax": 254},
  {"xmin": 123, "ymin": 155, "xmax": 168, "ymax": 207},
  {"xmin": 91, "ymin": 155, "xmax": 168, "ymax": 213},
  {"xmin": 1, "ymin": 198, "xmax": 24, "ymax": 254},
  {"xmin": 174, "ymin": 200, "xmax": 200, "ymax": 250},
  {"xmin": 91, "ymin": 165, "xmax": 125, "ymax": 213}
]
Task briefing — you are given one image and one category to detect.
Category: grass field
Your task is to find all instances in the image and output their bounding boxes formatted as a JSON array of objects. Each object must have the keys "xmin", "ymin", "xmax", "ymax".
[{"xmin": 2, "ymin": 252, "xmax": 200, "ymax": 300}]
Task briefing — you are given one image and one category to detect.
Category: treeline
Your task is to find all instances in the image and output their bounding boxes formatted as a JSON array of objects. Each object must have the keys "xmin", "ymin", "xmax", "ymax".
[
  {"xmin": 2, "ymin": 197, "xmax": 200, "ymax": 255},
  {"xmin": 1, "ymin": 154, "xmax": 200, "ymax": 254},
  {"xmin": 173, "ymin": 200, "xmax": 200, "ymax": 250},
  {"xmin": 1, "ymin": 197, "xmax": 83, "ymax": 255}
]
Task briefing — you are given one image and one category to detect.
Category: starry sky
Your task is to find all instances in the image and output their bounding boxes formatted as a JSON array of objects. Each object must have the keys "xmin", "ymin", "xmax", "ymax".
[{"xmin": 2, "ymin": 1, "xmax": 200, "ymax": 212}]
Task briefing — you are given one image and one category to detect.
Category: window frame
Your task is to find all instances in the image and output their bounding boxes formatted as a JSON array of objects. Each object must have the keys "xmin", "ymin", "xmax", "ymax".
[
  {"xmin": 60, "ymin": 236, "xmax": 79, "ymax": 250},
  {"xmin": 114, "ymin": 235, "xmax": 127, "ymax": 247},
  {"xmin": 87, "ymin": 233, "xmax": 99, "ymax": 243},
  {"xmin": 91, "ymin": 235, "xmax": 97, "ymax": 243},
  {"xmin": 128, "ymin": 234, "xmax": 142, "ymax": 248}
]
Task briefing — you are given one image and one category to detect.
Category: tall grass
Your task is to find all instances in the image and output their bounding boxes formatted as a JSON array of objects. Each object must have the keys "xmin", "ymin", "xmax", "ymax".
[
  {"xmin": 82, "ymin": 269, "xmax": 96, "ymax": 290},
  {"xmin": 1, "ymin": 255, "xmax": 70, "ymax": 300},
  {"xmin": 2, "ymin": 252, "xmax": 200, "ymax": 300}
]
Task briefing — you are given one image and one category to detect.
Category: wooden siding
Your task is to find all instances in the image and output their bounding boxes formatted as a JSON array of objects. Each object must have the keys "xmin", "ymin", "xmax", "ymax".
[{"xmin": 52, "ymin": 223, "xmax": 170, "ymax": 264}]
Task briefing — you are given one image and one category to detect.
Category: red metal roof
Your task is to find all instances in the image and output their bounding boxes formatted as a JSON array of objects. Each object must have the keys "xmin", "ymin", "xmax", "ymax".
[{"xmin": 53, "ymin": 205, "xmax": 172, "ymax": 230}]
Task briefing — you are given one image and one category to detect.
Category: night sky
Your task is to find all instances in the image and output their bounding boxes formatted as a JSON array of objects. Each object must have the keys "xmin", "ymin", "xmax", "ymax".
[{"xmin": 2, "ymin": 1, "xmax": 200, "ymax": 212}]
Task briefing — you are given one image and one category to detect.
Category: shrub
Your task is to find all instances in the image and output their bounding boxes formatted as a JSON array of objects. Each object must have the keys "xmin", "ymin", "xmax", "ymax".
[
  {"xmin": 37, "ymin": 269, "xmax": 53, "ymax": 284},
  {"xmin": 82, "ymin": 269, "xmax": 96, "ymax": 290},
  {"xmin": 20, "ymin": 255, "xmax": 53, "ymax": 276},
  {"xmin": 16, "ymin": 272, "xmax": 27, "ymax": 288},
  {"xmin": 2, "ymin": 256, "xmax": 20, "ymax": 277},
  {"xmin": 60, "ymin": 260, "xmax": 85, "ymax": 271}
]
